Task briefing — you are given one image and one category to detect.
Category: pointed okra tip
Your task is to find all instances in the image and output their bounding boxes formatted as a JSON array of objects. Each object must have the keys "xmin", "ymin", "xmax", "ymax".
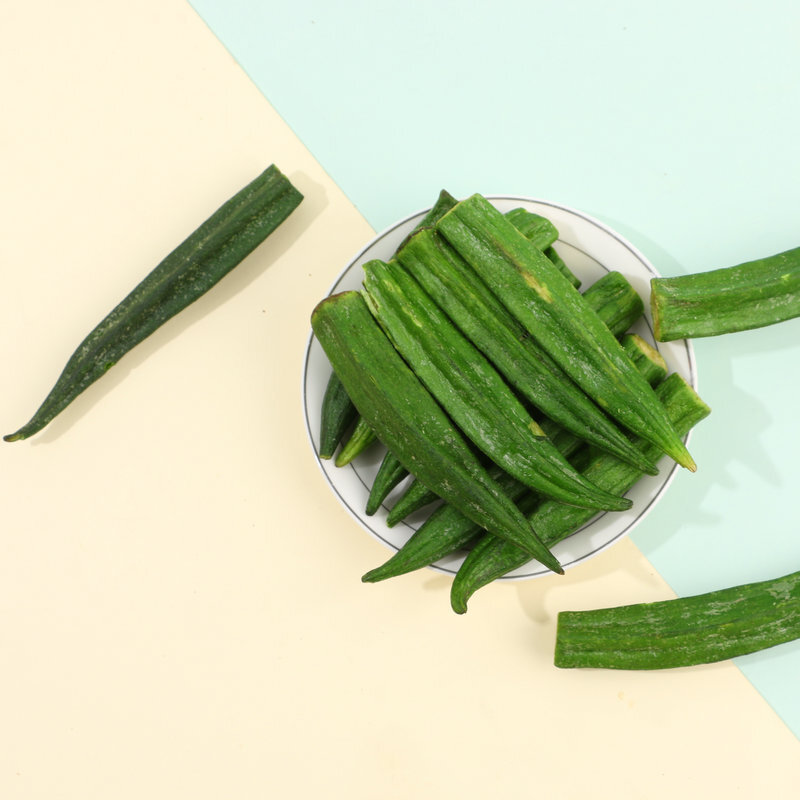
[
  {"xmin": 674, "ymin": 443, "xmax": 697, "ymax": 472},
  {"xmin": 450, "ymin": 592, "xmax": 469, "ymax": 615},
  {"xmin": 4, "ymin": 420, "xmax": 39, "ymax": 442}
]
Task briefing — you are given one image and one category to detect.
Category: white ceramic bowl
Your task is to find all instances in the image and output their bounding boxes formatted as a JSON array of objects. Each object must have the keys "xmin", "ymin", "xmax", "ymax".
[{"xmin": 302, "ymin": 196, "xmax": 697, "ymax": 579}]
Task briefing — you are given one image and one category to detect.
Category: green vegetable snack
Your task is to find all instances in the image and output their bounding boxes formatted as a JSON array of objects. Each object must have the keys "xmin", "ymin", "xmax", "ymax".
[
  {"xmin": 6, "ymin": 165, "xmax": 302, "ymax": 442},
  {"xmin": 650, "ymin": 245, "xmax": 800, "ymax": 341},
  {"xmin": 311, "ymin": 290, "xmax": 564, "ymax": 575},
  {"xmin": 554, "ymin": 568, "xmax": 800, "ymax": 670}
]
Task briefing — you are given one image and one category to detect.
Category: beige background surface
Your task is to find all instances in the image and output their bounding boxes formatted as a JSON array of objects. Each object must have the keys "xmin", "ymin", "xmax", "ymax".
[{"xmin": 2, "ymin": 2, "xmax": 799, "ymax": 797}]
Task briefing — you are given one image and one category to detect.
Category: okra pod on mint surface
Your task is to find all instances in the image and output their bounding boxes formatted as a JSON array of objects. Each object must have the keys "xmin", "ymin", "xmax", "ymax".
[
  {"xmin": 650, "ymin": 244, "xmax": 800, "ymax": 341},
  {"xmin": 5, "ymin": 164, "xmax": 303, "ymax": 442}
]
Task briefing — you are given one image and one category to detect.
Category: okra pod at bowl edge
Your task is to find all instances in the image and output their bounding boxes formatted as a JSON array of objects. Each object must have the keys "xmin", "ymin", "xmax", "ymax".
[
  {"xmin": 362, "ymin": 296, "xmax": 662, "ymax": 585},
  {"xmin": 310, "ymin": 290, "xmax": 564, "ymax": 575},
  {"xmin": 436, "ymin": 193, "xmax": 696, "ymax": 472},
  {"xmin": 449, "ymin": 372, "xmax": 710, "ymax": 613}
]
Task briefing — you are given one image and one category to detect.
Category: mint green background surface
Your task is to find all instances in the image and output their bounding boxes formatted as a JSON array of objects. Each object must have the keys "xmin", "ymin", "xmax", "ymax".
[{"xmin": 189, "ymin": 0, "xmax": 800, "ymax": 735}]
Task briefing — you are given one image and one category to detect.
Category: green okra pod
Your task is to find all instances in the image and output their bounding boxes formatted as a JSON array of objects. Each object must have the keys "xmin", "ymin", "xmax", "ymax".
[
  {"xmin": 362, "ymin": 258, "xmax": 632, "ymax": 512},
  {"xmin": 554, "ymin": 568, "xmax": 800, "ymax": 670},
  {"xmin": 450, "ymin": 372, "xmax": 710, "ymax": 614},
  {"xmin": 385, "ymin": 477, "xmax": 439, "ymax": 527},
  {"xmin": 382, "ymin": 270, "xmax": 650, "ymax": 528},
  {"xmin": 334, "ymin": 415, "xmax": 377, "ymax": 467},
  {"xmin": 364, "ymin": 334, "xmax": 665, "ymax": 584},
  {"xmin": 311, "ymin": 290, "xmax": 564, "ymax": 575},
  {"xmin": 319, "ymin": 371, "xmax": 357, "ymax": 460},
  {"xmin": 650, "ymin": 245, "xmax": 800, "ymax": 341},
  {"xmin": 317, "ymin": 189, "xmax": 458, "ymax": 462},
  {"xmin": 366, "ymin": 449, "xmax": 410, "ymax": 516},
  {"xmin": 319, "ymin": 197, "xmax": 575, "ymax": 467},
  {"xmin": 396, "ymin": 229, "xmax": 655, "ymax": 475},
  {"xmin": 436, "ymin": 193, "xmax": 696, "ymax": 472},
  {"xmin": 6, "ymin": 165, "xmax": 303, "ymax": 442}
]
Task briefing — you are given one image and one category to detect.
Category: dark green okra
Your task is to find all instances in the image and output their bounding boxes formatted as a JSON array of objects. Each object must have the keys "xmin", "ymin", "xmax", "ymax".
[
  {"xmin": 366, "ymin": 450, "xmax": 409, "ymax": 516},
  {"xmin": 385, "ymin": 474, "xmax": 440, "ymax": 527},
  {"xmin": 554, "ymin": 568, "xmax": 800, "ymax": 670},
  {"xmin": 384, "ymin": 270, "xmax": 649, "ymax": 528},
  {"xmin": 369, "ymin": 229, "xmax": 587, "ymax": 517},
  {"xmin": 362, "ymin": 258, "xmax": 632, "ymax": 512},
  {"xmin": 650, "ymin": 245, "xmax": 800, "ymax": 341},
  {"xmin": 311, "ymin": 290, "xmax": 563, "ymax": 574},
  {"xmin": 319, "ymin": 372, "xmax": 358, "ymax": 460},
  {"xmin": 363, "ymin": 421, "xmax": 582, "ymax": 583},
  {"xmin": 5, "ymin": 165, "xmax": 303, "ymax": 442},
  {"xmin": 449, "ymin": 371, "xmax": 710, "ymax": 614},
  {"xmin": 397, "ymin": 228, "xmax": 656, "ymax": 475},
  {"xmin": 316, "ymin": 189, "xmax": 458, "ymax": 460},
  {"xmin": 436, "ymin": 193, "xmax": 696, "ymax": 472},
  {"xmin": 364, "ymin": 334, "xmax": 665, "ymax": 584},
  {"xmin": 334, "ymin": 415, "xmax": 377, "ymax": 467},
  {"xmin": 318, "ymin": 197, "xmax": 578, "ymax": 466}
]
